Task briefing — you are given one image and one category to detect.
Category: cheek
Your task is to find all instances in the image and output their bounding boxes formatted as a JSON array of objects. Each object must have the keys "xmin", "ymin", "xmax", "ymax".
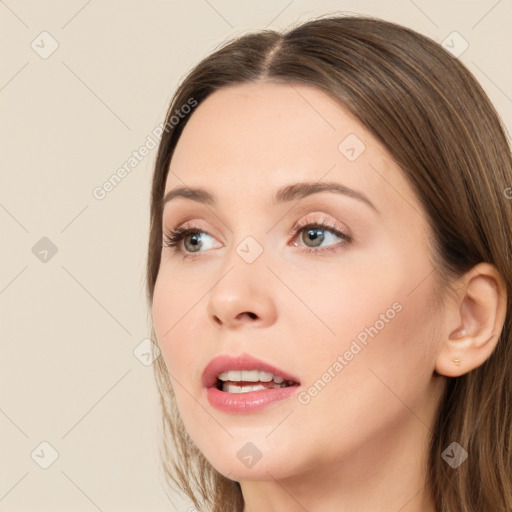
[
  {"xmin": 152, "ymin": 280, "xmax": 208, "ymax": 434},
  {"xmin": 303, "ymin": 272, "xmax": 440, "ymax": 418},
  {"xmin": 152, "ymin": 279, "xmax": 216, "ymax": 446},
  {"xmin": 283, "ymin": 282, "xmax": 440, "ymax": 465},
  {"xmin": 297, "ymin": 242, "xmax": 440, "ymax": 402},
  {"xmin": 151, "ymin": 270, "xmax": 201, "ymax": 379}
]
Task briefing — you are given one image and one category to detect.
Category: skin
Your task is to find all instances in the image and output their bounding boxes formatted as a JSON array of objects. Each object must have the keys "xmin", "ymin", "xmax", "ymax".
[{"xmin": 151, "ymin": 82, "xmax": 507, "ymax": 512}]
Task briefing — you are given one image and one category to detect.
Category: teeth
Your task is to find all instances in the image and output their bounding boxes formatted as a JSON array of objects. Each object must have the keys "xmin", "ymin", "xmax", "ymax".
[
  {"xmin": 218, "ymin": 370, "xmax": 241, "ymax": 381},
  {"xmin": 223, "ymin": 383, "xmax": 268, "ymax": 393},
  {"xmin": 258, "ymin": 371, "xmax": 273, "ymax": 382},
  {"xmin": 217, "ymin": 369, "xmax": 286, "ymax": 383},
  {"xmin": 241, "ymin": 370, "xmax": 259, "ymax": 382},
  {"xmin": 221, "ymin": 382, "xmax": 290, "ymax": 393}
]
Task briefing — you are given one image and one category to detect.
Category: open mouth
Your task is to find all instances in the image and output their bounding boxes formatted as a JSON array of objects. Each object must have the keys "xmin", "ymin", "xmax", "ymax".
[
  {"xmin": 216, "ymin": 370, "xmax": 299, "ymax": 393},
  {"xmin": 203, "ymin": 354, "xmax": 301, "ymax": 412}
]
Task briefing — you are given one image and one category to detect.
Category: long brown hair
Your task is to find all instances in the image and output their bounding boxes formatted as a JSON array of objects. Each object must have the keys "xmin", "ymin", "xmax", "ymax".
[{"xmin": 146, "ymin": 14, "xmax": 512, "ymax": 512}]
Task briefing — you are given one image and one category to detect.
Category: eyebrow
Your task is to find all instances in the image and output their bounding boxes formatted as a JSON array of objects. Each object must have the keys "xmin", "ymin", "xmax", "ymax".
[{"xmin": 161, "ymin": 181, "xmax": 379, "ymax": 214}]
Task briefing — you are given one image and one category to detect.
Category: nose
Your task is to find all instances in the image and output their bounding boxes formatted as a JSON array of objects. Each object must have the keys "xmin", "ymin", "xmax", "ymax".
[{"xmin": 206, "ymin": 262, "xmax": 278, "ymax": 329}]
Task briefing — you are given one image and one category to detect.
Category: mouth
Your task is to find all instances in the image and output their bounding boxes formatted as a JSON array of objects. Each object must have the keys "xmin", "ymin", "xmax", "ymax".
[
  {"xmin": 202, "ymin": 353, "xmax": 301, "ymax": 413},
  {"xmin": 202, "ymin": 353, "xmax": 300, "ymax": 393},
  {"xmin": 215, "ymin": 370, "xmax": 298, "ymax": 393}
]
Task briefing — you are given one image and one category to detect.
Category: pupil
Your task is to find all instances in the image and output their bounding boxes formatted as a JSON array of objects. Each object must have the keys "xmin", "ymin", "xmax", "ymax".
[
  {"xmin": 185, "ymin": 234, "xmax": 201, "ymax": 252},
  {"xmin": 305, "ymin": 228, "xmax": 324, "ymax": 247}
]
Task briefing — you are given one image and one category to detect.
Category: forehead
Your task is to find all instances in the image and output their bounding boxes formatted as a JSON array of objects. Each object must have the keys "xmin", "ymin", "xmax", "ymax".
[
  {"xmin": 164, "ymin": 82, "xmax": 421, "ymax": 220},
  {"xmin": 169, "ymin": 82, "xmax": 364, "ymax": 177}
]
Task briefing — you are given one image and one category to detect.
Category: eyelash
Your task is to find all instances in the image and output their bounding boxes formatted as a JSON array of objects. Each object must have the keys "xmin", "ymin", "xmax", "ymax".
[{"xmin": 162, "ymin": 216, "xmax": 351, "ymax": 258}]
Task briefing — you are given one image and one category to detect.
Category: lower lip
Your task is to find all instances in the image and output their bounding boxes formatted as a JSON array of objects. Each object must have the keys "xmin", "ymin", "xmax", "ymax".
[{"xmin": 206, "ymin": 384, "xmax": 299, "ymax": 413}]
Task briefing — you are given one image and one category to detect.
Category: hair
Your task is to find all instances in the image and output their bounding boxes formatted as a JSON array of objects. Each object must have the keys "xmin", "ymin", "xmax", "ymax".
[{"xmin": 145, "ymin": 13, "xmax": 512, "ymax": 512}]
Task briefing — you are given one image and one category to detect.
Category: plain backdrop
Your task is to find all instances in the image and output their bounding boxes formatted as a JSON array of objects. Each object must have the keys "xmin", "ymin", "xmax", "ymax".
[{"xmin": 1, "ymin": 1, "xmax": 511, "ymax": 511}]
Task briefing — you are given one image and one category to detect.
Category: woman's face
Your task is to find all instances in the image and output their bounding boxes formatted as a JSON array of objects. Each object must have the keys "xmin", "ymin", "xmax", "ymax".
[{"xmin": 152, "ymin": 82, "xmax": 446, "ymax": 482}]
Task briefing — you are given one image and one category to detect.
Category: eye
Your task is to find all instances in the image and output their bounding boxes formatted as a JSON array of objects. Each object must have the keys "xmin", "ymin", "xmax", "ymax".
[
  {"xmin": 289, "ymin": 215, "xmax": 351, "ymax": 254},
  {"xmin": 162, "ymin": 223, "xmax": 220, "ymax": 256},
  {"xmin": 162, "ymin": 215, "xmax": 351, "ymax": 258}
]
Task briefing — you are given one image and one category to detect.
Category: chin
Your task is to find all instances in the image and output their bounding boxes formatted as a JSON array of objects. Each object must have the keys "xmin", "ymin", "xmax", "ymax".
[
  {"xmin": 201, "ymin": 442, "xmax": 301, "ymax": 483},
  {"xmin": 209, "ymin": 458, "xmax": 278, "ymax": 482}
]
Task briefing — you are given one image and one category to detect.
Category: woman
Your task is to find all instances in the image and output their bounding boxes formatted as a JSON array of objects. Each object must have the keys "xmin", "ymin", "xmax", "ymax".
[{"xmin": 146, "ymin": 14, "xmax": 511, "ymax": 512}]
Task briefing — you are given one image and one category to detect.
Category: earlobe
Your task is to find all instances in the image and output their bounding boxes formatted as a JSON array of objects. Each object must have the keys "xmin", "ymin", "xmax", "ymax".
[
  {"xmin": 434, "ymin": 263, "xmax": 507, "ymax": 378},
  {"xmin": 435, "ymin": 327, "xmax": 471, "ymax": 377}
]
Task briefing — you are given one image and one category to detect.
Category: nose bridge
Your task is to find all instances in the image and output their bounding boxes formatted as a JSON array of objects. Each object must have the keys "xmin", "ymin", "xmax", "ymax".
[
  {"xmin": 221, "ymin": 212, "xmax": 270, "ymax": 272},
  {"xmin": 206, "ymin": 232, "xmax": 277, "ymax": 327}
]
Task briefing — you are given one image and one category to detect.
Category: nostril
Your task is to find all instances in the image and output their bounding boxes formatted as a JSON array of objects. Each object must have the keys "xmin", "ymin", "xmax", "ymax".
[
  {"xmin": 215, "ymin": 312, "xmax": 258, "ymax": 324},
  {"xmin": 237, "ymin": 312, "xmax": 257, "ymax": 320}
]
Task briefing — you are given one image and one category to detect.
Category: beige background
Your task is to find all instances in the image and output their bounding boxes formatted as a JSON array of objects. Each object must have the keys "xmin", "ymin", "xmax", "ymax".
[{"xmin": 1, "ymin": 1, "xmax": 510, "ymax": 511}]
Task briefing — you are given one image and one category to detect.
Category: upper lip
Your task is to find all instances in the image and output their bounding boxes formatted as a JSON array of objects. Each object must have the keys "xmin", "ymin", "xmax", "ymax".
[{"xmin": 201, "ymin": 353, "xmax": 301, "ymax": 388}]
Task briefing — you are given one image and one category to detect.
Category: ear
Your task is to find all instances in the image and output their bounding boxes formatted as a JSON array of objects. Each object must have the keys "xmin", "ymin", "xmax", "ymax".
[{"xmin": 435, "ymin": 262, "xmax": 507, "ymax": 377}]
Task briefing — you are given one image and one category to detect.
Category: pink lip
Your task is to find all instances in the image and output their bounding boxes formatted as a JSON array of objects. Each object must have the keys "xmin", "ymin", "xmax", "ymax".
[
  {"xmin": 202, "ymin": 353, "xmax": 301, "ymax": 414},
  {"xmin": 202, "ymin": 353, "xmax": 300, "ymax": 388}
]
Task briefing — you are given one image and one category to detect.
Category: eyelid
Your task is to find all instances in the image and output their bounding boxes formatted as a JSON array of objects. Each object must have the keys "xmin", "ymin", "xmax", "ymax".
[
  {"xmin": 162, "ymin": 213, "xmax": 351, "ymax": 256},
  {"xmin": 288, "ymin": 213, "xmax": 350, "ymax": 238}
]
